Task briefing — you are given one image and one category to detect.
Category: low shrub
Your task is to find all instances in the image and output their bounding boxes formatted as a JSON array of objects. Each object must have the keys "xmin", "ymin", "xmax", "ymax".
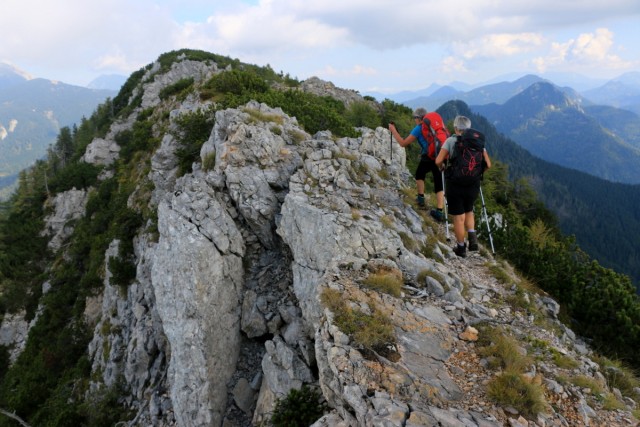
[
  {"xmin": 270, "ymin": 385, "xmax": 328, "ymax": 427},
  {"xmin": 173, "ymin": 108, "xmax": 216, "ymax": 176},
  {"xmin": 159, "ymin": 77, "xmax": 194, "ymax": 100}
]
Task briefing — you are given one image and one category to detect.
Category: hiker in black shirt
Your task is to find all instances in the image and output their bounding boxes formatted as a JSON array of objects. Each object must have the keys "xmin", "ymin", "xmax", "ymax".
[{"xmin": 436, "ymin": 116, "xmax": 491, "ymax": 258}]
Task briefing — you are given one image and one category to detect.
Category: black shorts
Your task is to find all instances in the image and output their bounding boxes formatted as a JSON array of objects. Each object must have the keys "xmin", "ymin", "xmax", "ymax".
[
  {"xmin": 415, "ymin": 155, "xmax": 443, "ymax": 193},
  {"xmin": 445, "ymin": 180, "xmax": 480, "ymax": 215}
]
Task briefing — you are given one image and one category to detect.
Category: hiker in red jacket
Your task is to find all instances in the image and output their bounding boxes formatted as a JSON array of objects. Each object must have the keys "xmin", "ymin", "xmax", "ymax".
[{"xmin": 389, "ymin": 108, "xmax": 445, "ymax": 221}]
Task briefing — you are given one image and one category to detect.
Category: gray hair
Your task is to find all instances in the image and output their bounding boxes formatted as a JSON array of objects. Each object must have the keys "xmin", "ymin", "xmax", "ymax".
[
  {"xmin": 453, "ymin": 115, "xmax": 471, "ymax": 130},
  {"xmin": 413, "ymin": 107, "xmax": 427, "ymax": 118}
]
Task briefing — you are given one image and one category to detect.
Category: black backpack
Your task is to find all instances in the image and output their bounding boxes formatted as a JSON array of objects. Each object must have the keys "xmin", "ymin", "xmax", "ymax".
[{"xmin": 445, "ymin": 128, "xmax": 485, "ymax": 185}]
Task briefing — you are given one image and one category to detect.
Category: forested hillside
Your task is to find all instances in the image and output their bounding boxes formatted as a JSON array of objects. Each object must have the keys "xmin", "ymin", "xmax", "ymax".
[
  {"xmin": 584, "ymin": 104, "xmax": 640, "ymax": 149},
  {"xmin": 0, "ymin": 77, "xmax": 115, "ymax": 199}
]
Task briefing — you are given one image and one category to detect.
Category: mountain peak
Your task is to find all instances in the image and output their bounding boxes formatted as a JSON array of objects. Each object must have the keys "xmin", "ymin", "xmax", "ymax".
[
  {"xmin": 612, "ymin": 71, "xmax": 640, "ymax": 87},
  {"xmin": 510, "ymin": 81, "xmax": 577, "ymax": 109},
  {"xmin": 513, "ymin": 74, "xmax": 546, "ymax": 85},
  {"xmin": 0, "ymin": 62, "xmax": 33, "ymax": 80},
  {"xmin": 0, "ymin": 62, "xmax": 32, "ymax": 90}
]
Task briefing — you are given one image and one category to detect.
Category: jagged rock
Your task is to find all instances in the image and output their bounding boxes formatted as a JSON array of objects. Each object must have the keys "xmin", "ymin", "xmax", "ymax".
[
  {"xmin": 253, "ymin": 336, "xmax": 315, "ymax": 425},
  {"xmin": 141, "ymin": 58, "xmax": 216, "ymax": 108},
  {"xmin": 150, "ymin": 133, "xmax": 181, "ymax": 201},
  {"xmin": 232, "ymin": 378, "xmax": 257, "ymax": 415},
  {"xmin": 425, "ymin": 275, "xmax": 445, "ymax": 296},
  {"xmin": 87, "ymin": 237, "xmax": 171, "ymax": 423},
  {"xmin": 508, "ymin": 416, "xmax": 529, "ymax": 427},
  {"xmin": 0, "ymin": 311, "xmax": 29, "ymax": 363},
  {"xmin": 151, "ymin": 173, "xmax": 245, "ymax": 426},
  {"xmin": 444, "ymin": 287, "xmax": 465, "ymax": 304},
  {"xmin": 81, "ymin": 137, "xmax": 121, "ymax": 165},
  {"xmin": 300, "ymin": 76, "xmax": 368, "ymax": 108},
  {"xmin": 577, "ymin": 397, "xmax": 598, "ymax": 424},
  {"xmin": 430, "ymin": 406, "xmax": 502, "ymax": 426},
  {"xmin": 545, "ymin": 378, "xmax": 565, "ymax": 394},
  {"xmin": 413, "ymin": 304, "xmax": 453, "ymax": 325},
  {"xmin": 539, "ymin": 295, "xmax": 561, "ymax": 318},
  {"xmin": 41, "ymin": 188, "xmax": 89, "ymax": 251},
  {"xmin": 241, "ymin": 290, "xmax": 268, "ymax": 338}
]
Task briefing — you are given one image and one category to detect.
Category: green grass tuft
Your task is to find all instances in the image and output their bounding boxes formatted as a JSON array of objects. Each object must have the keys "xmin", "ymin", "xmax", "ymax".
[{"xmin": 487, "ymin": 370, "xmax": 546, "ymax": 417}]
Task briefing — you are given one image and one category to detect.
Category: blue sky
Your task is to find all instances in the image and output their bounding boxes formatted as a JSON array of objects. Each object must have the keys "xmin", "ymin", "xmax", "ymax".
[{"xmin": 1, "ymin": 0, "xmax": 639, "ymax": 94}]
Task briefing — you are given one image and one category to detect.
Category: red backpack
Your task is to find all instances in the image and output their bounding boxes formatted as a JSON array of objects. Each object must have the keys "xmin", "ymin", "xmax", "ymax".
[{"xmin": 420, "ymin": 112, "xmax": 449, "ymax": 159}]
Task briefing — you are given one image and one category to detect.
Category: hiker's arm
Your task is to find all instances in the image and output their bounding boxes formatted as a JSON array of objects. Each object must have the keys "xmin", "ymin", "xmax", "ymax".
[
  {"xmin": 483, "ymin": 150, "xmax": 492, "ymax": 169},
  {"xmin": 389, "ymin": 124, "xmax": 415, "ymax": 147},
  {"xmin": 435, "ymin": 148, "xmax": 448, "ymax": 169}
]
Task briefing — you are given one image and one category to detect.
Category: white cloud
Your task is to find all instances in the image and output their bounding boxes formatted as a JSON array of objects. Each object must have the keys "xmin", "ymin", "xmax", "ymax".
[
  {"xmin": 532, "ymin": 28, "xmax": 634, "ymax": 74},
  {"xmin": 0, "ymin": 0, "xmax": 638, "ymax": 88},
  {"xmin": 441, "ymin": 56, "xmax": 468, "ymax": 74},
  {"xmin": 350, "ymin": 65, "xmax": 377, "ymax": 76},
  {"xmin": 454, "ymin": 33, "xmax": 544, "ymax": 60},
  {"xmin": 271, "ymin": 0, "xmax": 640, "ymax": 48},
  {"xmin": 92, "ymin": 49, "xmax": 146, "ymax": 74},
  {"xmin": 204, "ymin": 9, "xmax": 349, "ymax": 53},
  {"xmin": 316, "ymin": 64, "xmax": 377, "ymax": 78},
  {"xmin": 0, "ymin": 0, "xmax": 178, "ymax": 80},
  {"xmin": 573, "ymin": 28, "xmax": 616, "ymax": 61}
]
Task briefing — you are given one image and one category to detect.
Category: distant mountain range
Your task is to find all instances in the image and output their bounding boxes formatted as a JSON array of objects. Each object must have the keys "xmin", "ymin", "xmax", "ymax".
[
  {"xmin": 391, "ymin": 72, "xmax": 640, "ymax": 115},
  {"xmin": 380, "ymin": 72, "xmax": 640, "ymax": 185},
  {"xmin": 474, "ymin": 81, "xmax": 640, "ymax": 184},
  {"xmin": 401, "ymin": 74, "xmax": 556, "ymax": 110},
  {"xmin": 582, "ymin": 72, "xmax": 640, "ymax": 114},
  {"xmin": 0, "ymin": 63, "xmax": 116, "ymax": 198}
]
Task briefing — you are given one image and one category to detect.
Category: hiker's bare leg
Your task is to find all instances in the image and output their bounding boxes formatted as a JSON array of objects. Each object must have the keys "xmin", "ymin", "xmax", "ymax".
[
  {"xmin": 453, "ymin": 214, "xmax": 465, "ymax": 244},
  {"xmin": 416, "ymin": 179, "xmax": 425, "ymax": 195},
  {"xmin": 464, "ymin": 211, "xmax": 475, "ymax": 232},
  {"xmin": 436, "ymin": 190, "xmax": 444, "ymax": 210}
]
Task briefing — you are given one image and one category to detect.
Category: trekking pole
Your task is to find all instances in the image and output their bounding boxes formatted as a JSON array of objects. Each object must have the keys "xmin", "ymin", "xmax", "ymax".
[
  {"xmin": 442, "ymin": 170, "xmax": 450, "ymax": 241},
  {"xmin": 479, "ymin": 186, "xmax": 495, "ymax": 254},
  {"xmin": 389, "ymin": 124, "xmax": 393, "ymax": 162}
]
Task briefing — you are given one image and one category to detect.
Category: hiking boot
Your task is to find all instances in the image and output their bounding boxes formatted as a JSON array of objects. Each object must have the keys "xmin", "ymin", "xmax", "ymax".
[
  {"xmin": 468, "ymin": 231, "xmax": 478, "ymax": 251},
  {"xmin": 430, "ymin": 209, "xmax": 445, "ymax": 222},
  {"xmin": 453, "ymin": 243, "xmax": 466, "ymax": 258},
  {"xmin": 416, "ymin": 195, "xmax": 425, "ymax": 208}
]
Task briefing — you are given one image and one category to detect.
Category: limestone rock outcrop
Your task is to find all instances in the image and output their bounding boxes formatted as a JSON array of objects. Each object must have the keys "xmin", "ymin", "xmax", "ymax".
[{"xmin": 41, "ymin": 188, "xmax": 89, "ymax": 251}]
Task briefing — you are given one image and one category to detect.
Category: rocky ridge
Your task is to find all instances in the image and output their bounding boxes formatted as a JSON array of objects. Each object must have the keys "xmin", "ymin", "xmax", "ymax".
[{"xmin": 1, "ymin": 55, "xmax": 638, "ymax": 427}]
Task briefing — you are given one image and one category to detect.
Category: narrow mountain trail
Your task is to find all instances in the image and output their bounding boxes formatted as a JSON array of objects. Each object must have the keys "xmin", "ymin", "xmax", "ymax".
[{"xmin": 423, "ymin": 220, "xmax": 639, "ymax": 426}]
